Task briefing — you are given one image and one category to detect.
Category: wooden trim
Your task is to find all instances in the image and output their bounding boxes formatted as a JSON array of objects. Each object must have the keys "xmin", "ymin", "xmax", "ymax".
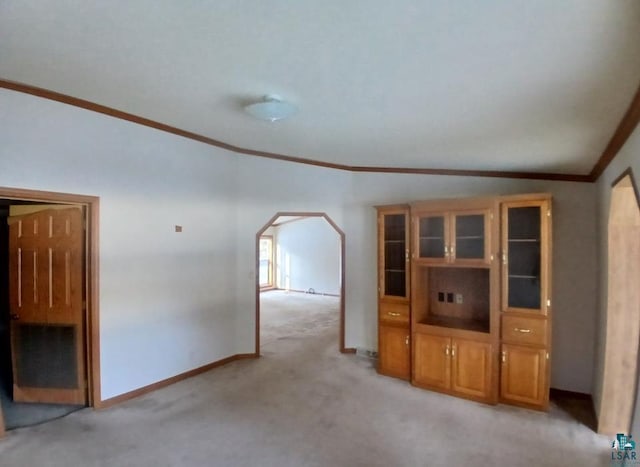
[
  {"xmin": 611, "ymin": 168, "xmax": 640, "ymax": 211},
  {"xmin": 271, "ymin": 217, "xmax": 307, "ymax": 227},
  {"xmin": 0, "ymin": 79, "xmax": 594, "ymax": 183},
  {"xmin": 0, "ymin": 187, "xmax": 101, "ymax": 410},
  {"xmin": 98, "ymin": 353, "xmax": 257, "ymax": 409},
  {"xmin": 0, "ymin": 397, "xmax": 5, "ymax": 438},
  {"xmin": 352, "ymin": 165, "xmax": 591, "ymax": 183},
  {"xmin": 590, "ymin": 81, "xmax": 640, "ymax": 181},
  {"xmin": 255, "ymin": 212, "xmax": 354, "ymax": 355}
]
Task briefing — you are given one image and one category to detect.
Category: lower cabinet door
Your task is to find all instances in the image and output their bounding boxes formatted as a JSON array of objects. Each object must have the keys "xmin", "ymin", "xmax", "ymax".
[
  {"xmin": 451, "ymin": 339, "xmax": 493, "ymax": 401},
  {"xmin": 378, "ymin": 325, "xmax": 410, "ymax": 380},
  {"xmin": 500, "ymin": 344, "xmax": 548, "ymax": 408},
  {"xmin": 413, "ymin": 333, "xmax": 450, "ymax": 390}
]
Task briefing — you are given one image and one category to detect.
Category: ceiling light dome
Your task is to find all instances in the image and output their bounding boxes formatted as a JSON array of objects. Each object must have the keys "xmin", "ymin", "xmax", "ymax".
[{"xmin": 244, "ymin": 94, "xmax": 297, "ymax": 122}]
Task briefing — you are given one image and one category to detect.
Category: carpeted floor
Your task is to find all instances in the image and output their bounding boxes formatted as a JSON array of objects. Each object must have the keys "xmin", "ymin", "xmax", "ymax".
[
  {"xmin": 0, "ymin": 380, "xmax": 83, "ymax": 430},
  {"xmin": 0, "ymin": 291, "xmax": 611, "ymax": 466}
]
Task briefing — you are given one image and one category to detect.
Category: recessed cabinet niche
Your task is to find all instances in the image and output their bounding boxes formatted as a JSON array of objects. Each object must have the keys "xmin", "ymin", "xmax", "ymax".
[{"xmin": 377, "ymin": 194, "xmax": 552, "ymax": 411}]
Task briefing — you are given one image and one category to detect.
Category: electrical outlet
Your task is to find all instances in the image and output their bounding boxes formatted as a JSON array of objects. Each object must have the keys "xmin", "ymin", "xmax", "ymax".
[
  {"xmin": 455, "ymin": 293, "xmax": 463, "ymax": 304},
  {"xmin": 438, "ymin": 292, "xmax": 445, "ymax": 302},
  {"xmin": 447, "ymin": 292, "xmax": 454, "ymax": 303}
]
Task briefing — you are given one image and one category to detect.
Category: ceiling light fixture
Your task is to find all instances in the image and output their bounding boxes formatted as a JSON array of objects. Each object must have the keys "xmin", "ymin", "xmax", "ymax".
[{"xmin": 244, "ymin": 94, "xmax": 297, "ymax": 122}]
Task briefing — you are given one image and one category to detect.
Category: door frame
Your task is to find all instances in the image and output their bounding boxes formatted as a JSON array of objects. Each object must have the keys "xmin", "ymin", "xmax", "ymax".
[
  {"xmin": 0, "ymin": 187, "xmax": 100, "ymax": 437},
  {"xmin": 255, "ymin": 212, "xmax": 354, "ymax": 355}
]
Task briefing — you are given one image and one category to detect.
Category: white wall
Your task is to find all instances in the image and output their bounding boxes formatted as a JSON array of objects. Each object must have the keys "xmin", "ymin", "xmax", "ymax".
[
  {"xmin": 0, "ymin": 89, "xmax": 240, "ymax": 400},
  {"xmin": 0, "ymin": 87, "xmax": 601, "ymax": 399},
  {"xmin": 274, "ymin": 217, "xmax": 340, "ymax": 295},
  {"xmin": 594, "ymin": 124, "xmax": 640, "ymax": 429}
]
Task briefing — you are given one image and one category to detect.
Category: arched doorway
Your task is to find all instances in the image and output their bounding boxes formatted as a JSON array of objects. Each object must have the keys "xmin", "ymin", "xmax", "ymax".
[
  {"xmin": 255, "ymin": 212, "xmax": 353, "ymax": 355},
  {"xmin": 598, "ymin": 169, "xmax": 640, "ymax": 435}
]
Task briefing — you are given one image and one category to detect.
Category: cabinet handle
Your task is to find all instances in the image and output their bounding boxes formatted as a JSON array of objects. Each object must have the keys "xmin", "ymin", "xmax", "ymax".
[
  {"xmin": 450, "ymin": 245, "xmax": 455, "ymax": 259},
  {"xmin": 502, "ymin": 252, "xmax": 507, "ymax": 265},
  {"xmin": 514, "ymin": 328, "xmax": 531, "ymax": 333},
  {"xmin": 405, "ymin": 336, "xmax": 409, "ymax": 346},
  {"xmin": 387, "ymin": 311, "xmax": 401, "ymax": 317},
  {"xmin": 444, "ymin": 245, "xmax": 449, "ymax": 257},
  {"xmin": 445, "ymin": 345, "xmax": 450, "ymax": 356},
  {"xmin": 451, "ymin": 345, "xmax": 456, "ymax": 357},
  {"xmin": 501, "ymin": 351, "xmax": 507, "ymax": 363},
  {"xmin": 405, "ymin": 249, "xmax": 409, "ymax": 261}
]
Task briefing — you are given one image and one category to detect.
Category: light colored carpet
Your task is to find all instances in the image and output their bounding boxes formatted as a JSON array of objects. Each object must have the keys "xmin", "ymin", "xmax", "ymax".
[{"xmin": 0, "ymin": 291, "xmax": 611, "ymax": 466}]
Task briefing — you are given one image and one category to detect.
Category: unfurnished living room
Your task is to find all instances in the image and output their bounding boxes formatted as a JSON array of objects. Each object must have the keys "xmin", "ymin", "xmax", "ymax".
[{"xmin": 0, "ymin": 2, "xmax": 640, "ymax": 466}]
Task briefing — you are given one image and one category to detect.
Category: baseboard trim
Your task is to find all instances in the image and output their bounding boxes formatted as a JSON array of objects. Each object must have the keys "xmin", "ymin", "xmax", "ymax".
[
  {"xmin": 97, "ymin": 353, "xmax": 257, "ymax": 409},
  {"xmin": 277, "ymin": 288, "xmax": 341, "ymax": 298},
  {"xmin": 549, "ymin": 388, "xmax": 592, "ymax": 400}
]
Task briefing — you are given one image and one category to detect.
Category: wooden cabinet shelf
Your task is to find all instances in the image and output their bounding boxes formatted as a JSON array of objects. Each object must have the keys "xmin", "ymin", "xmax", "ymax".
[{"xmin": 420, "ymin": 315, "xmax": 490, "ymax": 334}]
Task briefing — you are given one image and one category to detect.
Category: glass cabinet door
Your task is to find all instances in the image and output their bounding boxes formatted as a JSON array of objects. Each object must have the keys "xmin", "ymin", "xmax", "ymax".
[
  {"xmin": 452, "ymin": 213, "xmax": 486, "ymax": 262},
  {"xmin": 502, "ymin": 202, "xmax": 549, "ymax": 313},
  {"xmin": 382, "ymin": 213, "xmax": 408, "ymax": 298},
  {"xmin": 417, "ymin": 215, "xmax": 447, "ymax": 261}
]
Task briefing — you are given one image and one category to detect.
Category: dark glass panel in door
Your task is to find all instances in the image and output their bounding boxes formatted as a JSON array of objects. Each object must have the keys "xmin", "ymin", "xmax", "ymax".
[
  {"xmin": 384, "ymin": 214, "xmax": 406, "ymax": 297},
  {"xmin": 419, "ymin": 216, "xmax": 445, "ymax": 258},
  {"xmin": 507, "ymin": 206, "xmax": 541, "ymax": 309},
  {"xmin": 455, "ymin": 214, "xmax": 484, "ymax": 259}
]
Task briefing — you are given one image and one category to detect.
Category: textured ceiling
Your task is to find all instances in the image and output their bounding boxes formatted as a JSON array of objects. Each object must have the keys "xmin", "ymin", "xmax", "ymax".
[{"xmin": 1, "ymin": 1, "xmax": 640, "ymax": 175}]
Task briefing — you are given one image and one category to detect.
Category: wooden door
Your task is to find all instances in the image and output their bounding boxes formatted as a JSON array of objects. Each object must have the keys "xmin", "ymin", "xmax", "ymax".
[
  {"xmin": 378, "ymin": 209, "xmax": 410, "ymax": 300},
  {"xmin": 378, "ymin": 325, "xmax": 410, "ymax": 380},
  {"xmin": 451, "ymin": 339, "xmax": 492, "ymax": 400},
  {"xmin": 451, "ymin": 210, "xmax": 491, "ymax": 266},
  {"xmin": 501, "ymin": 200, "xmax": 551, "ymax": 315},
  {"xmin": 414, "ymin": 213, "xmax": 449, "ymax": 264},
  {"xmin": 500, "ymin": 344, "xmax": 547, "ymax": 408},
  {"xmin": 9, "ymin": 208, "xmax": 86, "ymax": 405},
  {"xmin": 413, "ymin": 333, "xmax": 450, "ymax": 390}
]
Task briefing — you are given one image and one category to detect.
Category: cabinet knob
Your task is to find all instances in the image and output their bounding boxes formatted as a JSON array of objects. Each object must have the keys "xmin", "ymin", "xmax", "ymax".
[
  {"xmin": 405, "ymin": 336, "xmax": 409, "ymax": 346},
  {"xmin": 451, "ymin": 345, "xmax": 456, "ymax": 357},
  {"xmin": 445, "ymin": 345, "xmax": 450, "ymax": 356},
  {"xmin": 501, "ymin": 351, "xmax": 507, "ymax": 363}
]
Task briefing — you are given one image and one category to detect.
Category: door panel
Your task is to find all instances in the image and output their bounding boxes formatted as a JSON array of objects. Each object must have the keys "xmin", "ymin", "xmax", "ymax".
[
  {"xmin": 378, "ymin": 325, "xmax": 410, "ymax": 380},
  {"xmin": 9, "ymin": 208, "xmax": 86, "ymax": 405},
  {"xmin": 500, "ymin": 344, "xmax": 547, "ymax": 407},
  {"xmin": 413, "ymin": 333, "xmax": 450, "ymax": 390},
  {"xmin": 451, "ymin": 339, "xmax": 492, "ymax": 400}
]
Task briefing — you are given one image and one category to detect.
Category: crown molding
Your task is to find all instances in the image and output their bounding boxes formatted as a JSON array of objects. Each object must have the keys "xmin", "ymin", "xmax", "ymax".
[
  {"xmin": 2, "ymin": 77, "xmax": 631, "ymax": 184},
  {"xmin": 590, "ymin": 80, "xmax": 640, "ymax": 182}
]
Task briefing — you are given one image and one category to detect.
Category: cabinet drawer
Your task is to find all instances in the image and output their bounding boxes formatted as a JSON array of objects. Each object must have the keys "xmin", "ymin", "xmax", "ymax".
[
  {"xmin": 502, "ymin": 315, "xmax": 548, "ymax": 346},
  {"xmin": 379, "ymin": 302, "xmax": 409, "ymax": 324}
]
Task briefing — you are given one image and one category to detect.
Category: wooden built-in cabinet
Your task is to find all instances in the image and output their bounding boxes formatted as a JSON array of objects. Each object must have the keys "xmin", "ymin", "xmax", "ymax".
[
  {"xmin": 377, "ymin": 194, "xmax": 552, "ymax": 411},
  {"xmin": 499, "ymin": 196, "xmax": 552, "ymax": 410},
  {"xmin": 376, "ymin": 206, "xmax": 411, "ymax": 381}
]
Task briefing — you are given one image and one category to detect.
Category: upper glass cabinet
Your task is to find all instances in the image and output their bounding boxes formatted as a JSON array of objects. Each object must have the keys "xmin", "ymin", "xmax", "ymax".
[
  {"xmin": 501, "ymin": 200, "xmax": 550, "ymax": 314},
  {"xmin": 378, "ymin": 209, "xmax": 410, "ymax": 299},
  {"xmin": 415, "ymin": 210, "xmax": 491, "ymax": 266}
]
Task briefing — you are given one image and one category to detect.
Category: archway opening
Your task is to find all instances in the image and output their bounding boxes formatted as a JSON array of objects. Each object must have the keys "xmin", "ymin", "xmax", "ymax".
[
  {"xmin": 255, "ymin": 212, "xmax": 353, "ymax": 355},
  {"xmin": 598, "ymin": 170, "xmax": 640, "ymax": 435}
]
